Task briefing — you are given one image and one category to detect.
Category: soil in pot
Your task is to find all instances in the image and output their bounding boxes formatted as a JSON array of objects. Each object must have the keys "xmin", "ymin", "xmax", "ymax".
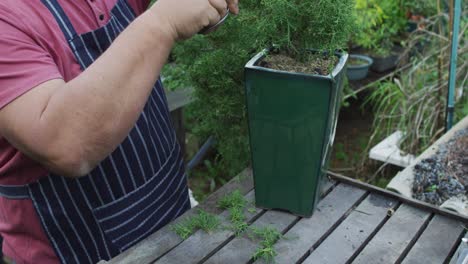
[
  {"xmin": 257, "ymin": 52, "xmax": 338, "ymax": 76},
  {"xmin": 412, "ymin": 128, "xmax": 468, "ymax": 205}
]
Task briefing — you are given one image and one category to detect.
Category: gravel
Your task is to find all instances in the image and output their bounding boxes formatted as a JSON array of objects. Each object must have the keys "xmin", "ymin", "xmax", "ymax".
[{"xmin": 412, "ymin": 128, "xmax": 468, "ymax": 205}]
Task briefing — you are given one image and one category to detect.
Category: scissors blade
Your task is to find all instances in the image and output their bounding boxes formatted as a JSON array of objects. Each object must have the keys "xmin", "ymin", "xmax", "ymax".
[{"xmin": 198, "ymin": 8, "xmax": 230, "ymax": 35}]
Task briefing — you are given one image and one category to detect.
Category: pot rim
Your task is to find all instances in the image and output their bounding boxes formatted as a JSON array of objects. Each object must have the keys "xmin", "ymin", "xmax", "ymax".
[
  {"xmin": 245, "ymin": 49, "xmax": 348, "ymax": 80},
  {"xmin": 348, "ymin": 54, "xmax": 373, "ymax": 70}
]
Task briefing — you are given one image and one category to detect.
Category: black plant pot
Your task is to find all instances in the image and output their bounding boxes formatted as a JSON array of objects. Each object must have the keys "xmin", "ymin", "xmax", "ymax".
[
  {"xmin": 371, "ymin": 54, "xmax": 400, "ymax": 73},
  {"xmin": 346, "ymin": 54, "xmax": 373, "ymax": 81}
]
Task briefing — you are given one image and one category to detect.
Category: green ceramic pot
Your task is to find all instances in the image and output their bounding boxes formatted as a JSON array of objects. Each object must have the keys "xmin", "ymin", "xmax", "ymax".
[{"xmin": 244, "ymin": 49, "xmax": 348, "ymax": 217}]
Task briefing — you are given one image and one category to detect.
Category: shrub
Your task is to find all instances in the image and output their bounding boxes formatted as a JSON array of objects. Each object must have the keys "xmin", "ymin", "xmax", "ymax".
[{"xmin": 354, "ymin": 0, "xmax": 407, "ymax": 56}]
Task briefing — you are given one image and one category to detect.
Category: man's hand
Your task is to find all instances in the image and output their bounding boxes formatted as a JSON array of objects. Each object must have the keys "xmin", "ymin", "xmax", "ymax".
[
  {"xmin": 149, "ymin": 0, "xmax": 238, "ymax": 41},
  {"xmin": 227, "ymin": 0, "xmax": 239, "ymax": 15}
]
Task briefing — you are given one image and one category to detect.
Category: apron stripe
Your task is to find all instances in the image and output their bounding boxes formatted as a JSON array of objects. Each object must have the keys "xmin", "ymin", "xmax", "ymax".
[
  {"xmin": 105, "ymin": 158, "xmax": 186, "ymax": 234},
  {"xmin": 140, "ymin": 111, "xmax": 162, "ymax": 168},
  {"xmin": 119, "ymin": 184, "xmax": 189, "ymax": 251},
  {"xmin": 147, "ymin": 96, "xmax": 172, "ymax": 154},
  {"xmin": 115, "ymin": 2, "xmax": 131, "ymax": 24},
  {"xmin": 112, "ymin": 14, "xmax": 126, "ymax": 33},
  {"xmin": 76, "ymin": 180, "xmax": 113, "ymax": 258},
  {"xmin": 91, "ymin": 31, "xmax": 104, "ymax": 53},
  {"xmin": 118, "ymin": 146, "xmax": 138, "ymax": 189},
  {"xmin": 29, "ymin": 187, "xmax": 67, "ymax": 263},
  {"xmin": 120, "ymin": 0, "xmax": 137, "ymax": 18},
  {"xmin": 103, "ymin": 20, "xmax": 116, "ymax": 48},
  {"xmin": 69, "ymin": 40, "xmax": 87, "ymax": 70},
  {"xmin": 126, "ymin": 134, "xmax": 147, "ymax": 182},
  {"xmin": 37, "ymin": 182, "xmax": 80, "ymax": 263},
  {"xmin": 87, "ymin": 172, "xmax": 105, "ymax": 206},
  {"xmin": 150, "ymin": 87, "xmax": 173, "ymax": 137},
  {"xmin": 134, "ymin": 125, "xmax": 156, "ymax": 177},
  {"xmin": 94, "ymin": 139, "xmax": 179, "ymax": 220},
  {"xmin": 97, "ymin": 164, "xmax": 116, "ymax": 201},
  {"xmin": 145, "ymin": 107, "xmax": 170, "ymax": 156},
  {"xmin": 41, "ymin": 0, "xmax": 76, "ymax": 40},
  {"xmin": 151, "ymin": 89, "xmax": 176, "ymax": 141},
  {"xmin": 156, "ymin": 78, "xmax": 177, "ymax": 137},
  {"xmin": 108, "ymin": 155, "xmax": 127, "ymax": 195},
  {"xmin": 49, "ymin": 177, "xmax": 94, "ymax": 263},
  {"xmin": 0, "ymin": 185, "xmax": 30, "ymax": 199}
]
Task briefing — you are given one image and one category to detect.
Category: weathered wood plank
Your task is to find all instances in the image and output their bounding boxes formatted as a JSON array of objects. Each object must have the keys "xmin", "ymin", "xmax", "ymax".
[
  {"xmin": 205, "ymin": 210, "xmax": 296, "ymax": 264},
  {"xmin": 204, "ymin": 178, "xmax": 337, "ymax": 264},
  {"xmin": 328, "ymin": 172, "xmax": 468, "ymax": 223},
  {"xmin": 103, "ymin": 169, "xmax": 253, "ymax": 264},
  {"xmin": 303, "ymin": 194, "xmax": 398, "ymax": 264},
  {"xmin": 264, "ymin": 184, "xmax": 367, "ymax": 264},
  {"xmin": 166, "ymin": 88, "xmax": 193, "ymax": 112},
  {"xmin": 352, "ymin": 204, "xmax": 431, "ymax": 264},
  {"xmin": 402, "ymin": 215, "xmax": 464, "ymax": 264},
  {"xmin": 449, "ymin": 232, "xmax": 468, "ymax": 264},
  {"xmin": 154, "ymin": 191, "xmax": 262, "ymax": 264}
]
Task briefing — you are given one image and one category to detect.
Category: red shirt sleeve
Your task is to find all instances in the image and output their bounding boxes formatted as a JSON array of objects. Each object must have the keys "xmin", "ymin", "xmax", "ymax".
[
  {"xmin": 0, "ymin": 6, "xmax": 62, "ymax": 110},
  {"xmin": 128, "ymin": 0, "xmax": 151, "ymax": 16}
]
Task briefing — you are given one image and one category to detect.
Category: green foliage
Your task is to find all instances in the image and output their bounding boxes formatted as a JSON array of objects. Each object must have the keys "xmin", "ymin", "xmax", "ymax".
[
  {"xmin": 354, "ymin": 0, "xmax": 407, "ymax": 56},
  {"xmin": 218, "ymin": 190, "xmax": 250, "ymax": 236},
  {"xmin": 217, "ymin": 190, "xmax": 247, "ymax": 209},
  {"xmin": 258, "ymin": 0, "xmax": 356, "ymax": 56},
  {"xmin": 403, "ymin": 0, "xmax": 438, "ymax": 17},
  {"xmin": 160, "ymin": 64, "xmax": 190, "ymax": 91},
  {"xmin": 251, "ymin": 226, "xmax": 283, "ymax": 263},
  {"xmin": 171, "ymin": 209, "xmax": 220, "ymax": 239}
]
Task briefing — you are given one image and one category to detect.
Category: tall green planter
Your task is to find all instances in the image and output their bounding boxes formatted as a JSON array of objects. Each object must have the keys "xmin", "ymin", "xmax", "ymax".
[{"xmin": 244, "ymin": 50, "xmax": 348, "ymax": 217}]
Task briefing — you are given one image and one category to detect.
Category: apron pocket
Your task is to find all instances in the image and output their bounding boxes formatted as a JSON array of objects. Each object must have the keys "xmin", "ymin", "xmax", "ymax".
[{"xmin": 92, "ymin": 143, "xmax": 190, "ymax": 252}]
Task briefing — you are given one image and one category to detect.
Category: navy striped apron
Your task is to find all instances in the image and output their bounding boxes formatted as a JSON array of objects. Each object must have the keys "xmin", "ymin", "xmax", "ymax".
[{"xmin": 0, "ymin": 0, "xmax": 190, "ymax": 263}]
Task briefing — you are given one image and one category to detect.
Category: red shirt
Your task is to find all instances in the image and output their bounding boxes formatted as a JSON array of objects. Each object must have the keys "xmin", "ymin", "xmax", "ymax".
[{"xmin": 0, "ymin": 1, "xmax": 150, "ymax": 263}]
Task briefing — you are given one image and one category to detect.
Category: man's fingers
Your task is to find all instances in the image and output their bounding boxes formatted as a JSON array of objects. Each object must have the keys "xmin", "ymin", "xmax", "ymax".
[
  {"xmin": 206, "ymin": 4, "xmax": 221, "ymax": 27},
  {"xmin": 227, "ymin": 0, "xmax": 239, "ymax": 14},
  {"xmin": 208, "ymin": 0, "xmax": 228, "ymax": 17}
]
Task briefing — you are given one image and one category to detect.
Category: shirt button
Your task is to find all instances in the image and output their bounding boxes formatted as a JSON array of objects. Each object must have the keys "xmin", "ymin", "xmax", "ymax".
[{"xmin": 99, "ymin": 14, "xmax": 105, "ymax": 21}]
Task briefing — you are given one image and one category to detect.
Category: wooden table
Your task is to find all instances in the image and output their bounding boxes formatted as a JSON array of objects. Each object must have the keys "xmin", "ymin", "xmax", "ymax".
[{"xmin": 105, "ymin": 169, "xmax": 468, "ymax": 264}]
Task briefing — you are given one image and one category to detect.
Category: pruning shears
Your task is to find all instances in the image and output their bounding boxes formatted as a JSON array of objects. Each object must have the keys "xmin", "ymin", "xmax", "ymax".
[{"xmin": 198, "ymin": 8, "xmax": 230, "ymax": 34}]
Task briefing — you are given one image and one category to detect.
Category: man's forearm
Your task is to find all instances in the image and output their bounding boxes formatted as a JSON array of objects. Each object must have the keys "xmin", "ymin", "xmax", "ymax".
[{"xmin": 38, "ymin": 10, "xmax": 175, "ymax": 176}]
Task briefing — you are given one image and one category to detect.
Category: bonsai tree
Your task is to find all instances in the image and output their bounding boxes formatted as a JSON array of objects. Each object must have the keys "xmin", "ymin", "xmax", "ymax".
[
  {"xmin": 169, "ymin": 0, "xmax": 356, "ymax": 184},
  {"xmin": 255, "ymin": 0, "xmax": 355, "ymax": 67}
]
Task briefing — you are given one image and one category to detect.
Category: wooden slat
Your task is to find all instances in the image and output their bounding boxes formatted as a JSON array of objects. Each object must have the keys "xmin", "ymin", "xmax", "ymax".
[
  {"xmin": 103, "ymin": 169, "xmax": 253, "ymax": 264},
  {"xmin": 166, "ymin": 88, "xmax": 193, "ymax": 112},
  {"xmin": 353, "ymin": 204, "xmax": 431, "ymax": 264},
  {"xmin": 204, "ymin": 178, "xmax": 337, "ymax": 264},
  {"xmin": 449, "ymin": 232, "xmax": 468, "ymax": 264},
  {"xmin": 402, "ymin": 215, "xmax": 464, "ymax": 264},
  {"xmin": 204, "ymin": 210, "xmax": 296, "ymax": 264},
  {"xmin": 154, "ymin": 191, "xmax": 262, "ymax": 264},
  {"xmin": 264, "ymin": 184, "xmax": 367, "ymax": 264},
  {"xmin": 328, "ymin": 172, "xmax": 468, "ymax": 223},
  {"xmin": 303, "ymin": 194, "xmax": 398, "ymax": 264}
]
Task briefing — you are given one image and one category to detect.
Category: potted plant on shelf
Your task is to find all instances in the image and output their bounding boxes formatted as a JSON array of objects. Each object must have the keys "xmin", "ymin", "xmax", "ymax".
[
  {"xmin": 346, "ymin": 54, "xmax": 374, "ymax": 81},
  {"xmin": 244, "ymin": 0, "xmax": 354, "ymax": 217},
  {"xmin": 353, "ymin": 0, "xmax": 407, "ymax": 72}
]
